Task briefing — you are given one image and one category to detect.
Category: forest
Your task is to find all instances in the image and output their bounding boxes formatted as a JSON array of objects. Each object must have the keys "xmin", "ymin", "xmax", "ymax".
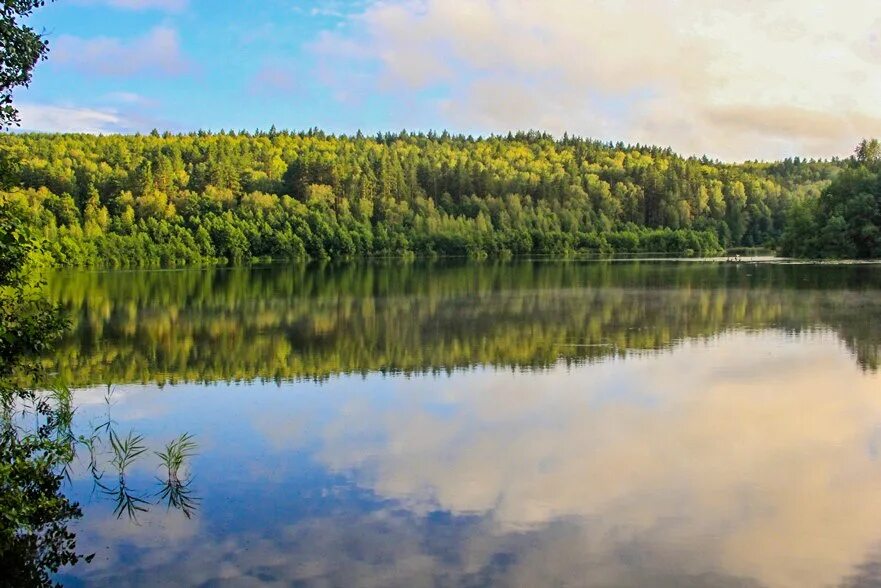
[
  {"xmin": 780, "ymin": 139, "xmax": 881, "ymax": 258},
  {"xmin": 0, "ymin": 130, "xmax": 843, "ymax": 266}
]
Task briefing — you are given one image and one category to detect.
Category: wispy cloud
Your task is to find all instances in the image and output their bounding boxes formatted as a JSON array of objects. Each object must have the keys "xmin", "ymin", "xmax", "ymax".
[
  {"xmin": 16, "ymin": 97, "xmax": 174, "ymax": 134},
  {"xmin": 72, "ymin": 0, "xmax": 188, "ymax": 11},
  {"xmin": 293, "ymin": 0, "xmax": 370, "ymax": 19},
  {"xmin": 248, "ymin": 64, "xmax": 300, "ymax": 95},
  {"xmin": 52, "ymin": 26, "xmax": 192, "ymax": 78},
  {"xmin": 15, "ymin": 103, "xmax": 135, "ymax": 133},
  {"xmin": 101, "ymin": 91, "xmax": 163, "ymax": 110}
]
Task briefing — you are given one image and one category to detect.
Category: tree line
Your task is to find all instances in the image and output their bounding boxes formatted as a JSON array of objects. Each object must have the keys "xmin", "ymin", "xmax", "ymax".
[{"xmin": 0, "ymin": 130, "xmax": 844, "ymax": 266}]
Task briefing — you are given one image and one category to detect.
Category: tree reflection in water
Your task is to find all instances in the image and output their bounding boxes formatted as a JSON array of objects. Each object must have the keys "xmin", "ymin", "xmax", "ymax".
[
  {"xmin": 44, "ymin": 260, "xmax": 881, "ymax": 385},
  {"xmin": 1, "ymin": 206, "xmax": 200, "ymax": 585},
  {"xmin": 11, "ymin": 258, "xmax": 881, "ymax": 586}
]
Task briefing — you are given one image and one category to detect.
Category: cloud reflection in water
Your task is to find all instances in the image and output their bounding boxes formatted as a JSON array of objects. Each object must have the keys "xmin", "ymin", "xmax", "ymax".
[{"xmin": 58, "ymin": 330, "xmax": 881, "ymax": 588}]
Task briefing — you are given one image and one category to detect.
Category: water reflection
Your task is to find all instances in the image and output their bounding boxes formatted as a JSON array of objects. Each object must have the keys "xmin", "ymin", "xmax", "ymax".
[
  {"xmin": 44, "ymin": 260, "xmax": 881, "ymax": 385},
  {"xmin": 52, "ymin": 333, "xmax": 881, "ymax": 587},
  {"xmin": 45, "ymin": 261, "xmax": 881, "ymax": 587},
  {"xmin": 78, "ymin": 387, "xmax": 200, "ymax": 524}
]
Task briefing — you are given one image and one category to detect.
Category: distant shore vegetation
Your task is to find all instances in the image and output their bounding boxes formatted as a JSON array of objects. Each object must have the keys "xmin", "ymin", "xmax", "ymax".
[{"xmin": 0, "ymin": 129, "xmax": 857, "ymax": 266}]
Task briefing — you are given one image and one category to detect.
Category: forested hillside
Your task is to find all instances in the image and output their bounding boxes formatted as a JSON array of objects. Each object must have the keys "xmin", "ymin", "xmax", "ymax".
[{"xmin": 0, "ymin": 130, "xmax": 840, "ymax": 266}]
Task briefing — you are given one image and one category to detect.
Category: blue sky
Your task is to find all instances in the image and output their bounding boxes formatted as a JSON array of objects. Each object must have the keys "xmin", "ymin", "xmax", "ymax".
[
  {"xmin": 17, "ymin": 0, "xmax": 881, "ymax": 161},
  {"xmin": 21, "ymin": 0, "xmax": 394, "ymax": 134}
]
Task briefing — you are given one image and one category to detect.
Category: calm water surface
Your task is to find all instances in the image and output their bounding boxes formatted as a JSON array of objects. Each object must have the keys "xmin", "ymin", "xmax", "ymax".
[{"xmin": 46, "ymin": 260, "xmax": 881, "ymax": 587}]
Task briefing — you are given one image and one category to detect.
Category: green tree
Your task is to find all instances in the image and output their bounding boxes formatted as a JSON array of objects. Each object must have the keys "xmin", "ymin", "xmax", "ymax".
[
  {"xmin": 0, "ymin": 204, "xmax": 88, "ymax": 586},
  {"xmin": 855, "ymin": 138, "xmax": 881, "ymax": 165},
  {"xmin": 783, "ymin": 141, "xmax": 881, "ymax": 258},
  {"xmin": 0, "ymin": 1, "xmax": 53, "ymax": 128}
]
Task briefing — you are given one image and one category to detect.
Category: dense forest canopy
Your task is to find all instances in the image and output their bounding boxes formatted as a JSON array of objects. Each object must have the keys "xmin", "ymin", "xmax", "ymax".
[
  {"xmin": 0, "ymin": 130, "xmax": 844, "ymax": 266},
  {"xmin": 781, "ymin": 139, "xmax": 881, "ymax": 258}
]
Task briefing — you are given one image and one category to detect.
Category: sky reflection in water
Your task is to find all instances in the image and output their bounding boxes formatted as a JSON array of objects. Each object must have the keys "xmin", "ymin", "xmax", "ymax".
[{"xmin": 50, "ymin": 261, "xmax": 881, "ymax": 587}]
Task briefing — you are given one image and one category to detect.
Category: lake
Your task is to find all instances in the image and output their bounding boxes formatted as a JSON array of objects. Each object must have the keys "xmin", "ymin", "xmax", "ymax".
[{"xmin": 47, "ymin": 259, "xmax": 881, "ymax": 588}]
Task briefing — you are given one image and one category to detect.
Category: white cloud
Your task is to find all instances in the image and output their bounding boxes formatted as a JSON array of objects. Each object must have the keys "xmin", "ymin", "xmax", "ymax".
[
  {"xmin": 52, "ymin": 26, "xmax": 191, "ymax": 77},
  {"xmin": 315, "ymin": 0, "xmax": 881, "ymax": 160},
  {"xmin": 15, "ymin": 103, "xmax": 135, "ymax": 133},
  {"xmin": 73, "ymin": 0, "xmax": 188, "ymax": 11},
  {"xmin": 15, "ymin": 99, "xmax": 172, "ymax": 134}
]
